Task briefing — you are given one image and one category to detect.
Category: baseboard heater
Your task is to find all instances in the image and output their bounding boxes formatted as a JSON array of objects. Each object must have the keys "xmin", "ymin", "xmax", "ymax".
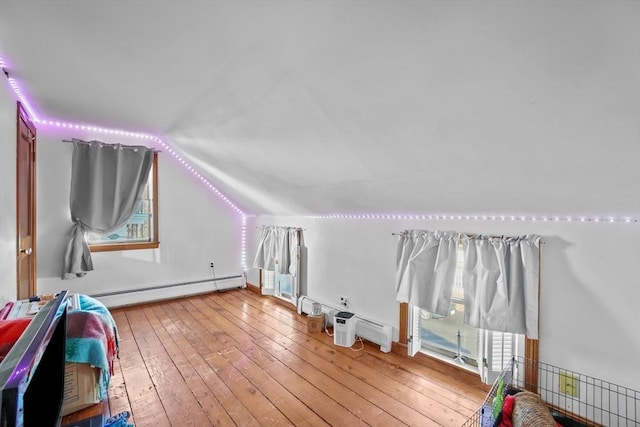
[
  {"xmin": 91, "ymin": 274, "xmax": 246, "ymax": 308},
  {"xmin": 298, "ymin": 295, "xmax": 393, "ymax": 353}
]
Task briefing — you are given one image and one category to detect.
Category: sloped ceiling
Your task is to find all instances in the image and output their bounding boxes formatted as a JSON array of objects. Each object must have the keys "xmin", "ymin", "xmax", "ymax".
[{"xmin": 1, "ymin": 1, "xmax": 638, "ymax": 217}]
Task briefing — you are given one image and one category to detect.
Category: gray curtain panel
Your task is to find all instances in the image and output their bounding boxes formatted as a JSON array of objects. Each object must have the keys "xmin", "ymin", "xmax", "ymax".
[
  {"xmin": 396, "ymin": 230, "xmax": 541, "ymax": 339},
  {"xmin": 461, "ymin": 234, "xmax": 541, "ymax": 339},
  {"xmin": 395, "ymin": 230, "xmax": 459, "ymax": 316},
  {"xmin": 62, "ymin": 140, "xmax": 154, "ymax": 278},
  {"xmin": 253, "ymin": 226, "xmax": 299, "ymax": 275}
]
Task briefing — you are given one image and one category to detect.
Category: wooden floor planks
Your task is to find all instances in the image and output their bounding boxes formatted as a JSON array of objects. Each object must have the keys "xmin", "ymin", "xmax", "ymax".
[{"xmin": 104, "ymin": 289, "xmax": 486, "ymax": 426}]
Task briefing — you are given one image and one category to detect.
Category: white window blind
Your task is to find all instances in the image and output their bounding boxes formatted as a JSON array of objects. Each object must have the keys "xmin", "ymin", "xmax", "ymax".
[
  {"xmin": 262, "ymin": 269, "xmax": 275, "ymax": 296},
  {"xmin": 409, "ymin": 305, "xmax": 422, "ymax": 357},
  {"xmin": 480, "ymin": 330, "xmax": 517, "ymax": 385}
]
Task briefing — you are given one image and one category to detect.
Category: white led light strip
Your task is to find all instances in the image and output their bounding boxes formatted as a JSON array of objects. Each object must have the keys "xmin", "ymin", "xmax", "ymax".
[
  {"xmin": 302, "ymin": 214, "xmax": 639, "ymax": 223},
  {"xmin": 241, "ymin": 216, "xmax": 247, "ymax": 271}
]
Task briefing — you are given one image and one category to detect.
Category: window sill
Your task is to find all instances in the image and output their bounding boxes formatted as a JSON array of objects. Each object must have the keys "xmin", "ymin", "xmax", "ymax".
[
  {"xmin": 419, "ymin": 348, "xmax": 479, "ymax": 375},
  {"xmin": 89, "ymin": 242, "xmax": 159, "ymax": 252},
  {"xmin": 401, "ymin": 346, "xmax": 489, "ymax": 392}
]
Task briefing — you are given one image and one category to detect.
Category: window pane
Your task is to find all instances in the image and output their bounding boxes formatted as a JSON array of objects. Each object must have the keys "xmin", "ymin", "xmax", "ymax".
[
  {"xmin": 277, "ymin": 274, "xmax": 293, "ymax": 299},
  {"xmin": 419, "ymin": 243, "xmax": 478, "ymax": 366},
  {"xmin": 87, "ymin": 153, "xmax": 157, "ymax": 249},
  {"xmin": 87, "ymin": 206, "xmax": 153, "ymax": 244},
  {"xmin": 420, "ymin": 304, "xmax": 479, "ymax": 367}
]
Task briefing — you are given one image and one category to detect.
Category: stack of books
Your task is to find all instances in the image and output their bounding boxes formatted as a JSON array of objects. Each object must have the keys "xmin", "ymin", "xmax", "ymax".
[{"xmin": 0, "ymin": 293, "xmax": 80, "ymax": 320}]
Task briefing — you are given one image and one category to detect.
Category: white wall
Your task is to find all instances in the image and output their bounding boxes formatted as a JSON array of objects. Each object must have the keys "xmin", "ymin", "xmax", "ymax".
[
  {"xmin": 34, "ymin": 125, "xmax": 244, "ymax": 305},
  {"xmin": 0, "ymin": 76, "xmax": 18, "ymax": 301},
  {"xmin": 247, "ymin": 215, "xmax": 640, "ymax": 391}
]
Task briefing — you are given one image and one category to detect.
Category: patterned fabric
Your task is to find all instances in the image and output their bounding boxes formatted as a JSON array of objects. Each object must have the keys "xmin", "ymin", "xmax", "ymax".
[{"xmin": 65, "ymin": 295, "xmax": 119, "ymax": 391}]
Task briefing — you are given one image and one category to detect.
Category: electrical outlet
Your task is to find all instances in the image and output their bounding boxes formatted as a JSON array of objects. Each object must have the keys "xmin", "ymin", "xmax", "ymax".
[
  {"xmin": 339, "ymin": 296, "xmax": 348, "ymax": 307},
  {"xmin": 559, "ymin": 371, "xmax": 579, "ymax": 398},
  {"xmin": 210, "ymin": 262, "xmax": 214, "ymax": 268}
]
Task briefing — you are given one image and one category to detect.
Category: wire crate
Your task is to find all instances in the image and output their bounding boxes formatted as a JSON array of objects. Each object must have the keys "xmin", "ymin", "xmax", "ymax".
[{"xmin": 463, "ymin": 356, "xmax": 640, "ymax": 427}]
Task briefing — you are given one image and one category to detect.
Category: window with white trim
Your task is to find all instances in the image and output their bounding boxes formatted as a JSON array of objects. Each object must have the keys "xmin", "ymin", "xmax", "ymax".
[
  {"xmin": 256, "ymin": 227, "xmax": 303, "ymax": 308},
  {"xmin": 87, "ymin": 152, "xmax": 159, "ymax": 251},
  {"xmin": 410, "ymin": 243, "xmax": 523, "ymax": 382}
]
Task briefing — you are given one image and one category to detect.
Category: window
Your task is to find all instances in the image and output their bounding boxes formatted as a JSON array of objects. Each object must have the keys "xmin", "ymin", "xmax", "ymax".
[
  {"xmin": 88, "ymin": 152, "xmax": 159, "ymax": 252},
  {"xmin": 418, "ymin": 243, "xmax": 481, "ymax": 367},
  {"xmin": 413, "ymin": 243, "xmax": 522, "ymax": 380},
  {"xmin": 261, "ymin": 269, "xmax": 294, "ymax": 301},
  {"xmin": 255, "ymin": 227, "xmax": 303, "ymax": 308}
]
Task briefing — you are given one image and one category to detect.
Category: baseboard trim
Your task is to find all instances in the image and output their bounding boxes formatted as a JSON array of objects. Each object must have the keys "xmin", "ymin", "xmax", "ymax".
[
  {"xmin": 93, "ymin": 275, "xmax": 246, "ymax": 308},
  {"xmin": 246, "ymin": 282, "xmax": 261, "ymax": 294}
]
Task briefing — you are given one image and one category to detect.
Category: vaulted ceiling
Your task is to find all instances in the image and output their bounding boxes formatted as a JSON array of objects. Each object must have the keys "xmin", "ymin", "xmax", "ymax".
[{"xmin": 1, "ymin": 1, "xmax": 638, "ymax": 217}]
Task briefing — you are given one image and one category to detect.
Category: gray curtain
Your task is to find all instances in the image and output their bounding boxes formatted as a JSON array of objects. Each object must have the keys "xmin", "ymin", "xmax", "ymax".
[
  {"xmin": 253, "ymin": 226, "xmax": 299, "ymax": 275},
  {"xmin": 62, "ymin": 140, "xmax": 154, "ymax": 278},
  {"xmin": 395, "ymin": 230, "xmax": 459, "ymax": 316},
  {"xmin": 461, "ymin": 234, "xmax": 541, "ymax": 339}
]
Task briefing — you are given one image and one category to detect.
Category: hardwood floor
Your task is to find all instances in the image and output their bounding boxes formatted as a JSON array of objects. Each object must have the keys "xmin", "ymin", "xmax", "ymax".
[{"xmin": 99, "ymin": 289, "xmax": 486, "ymax": 426}]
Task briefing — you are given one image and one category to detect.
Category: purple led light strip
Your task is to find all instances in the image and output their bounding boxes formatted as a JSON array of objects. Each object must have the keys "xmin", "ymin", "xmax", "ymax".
[
  {"xmin": 0, "ymin": 62, "xmax": 243, "ymax": 214},
  {"xmin": 2, "ymin": 55, "xmax": 638, "ymax": 272},
  {"xmin": 1, "ymin": 56, "xmax": 39, "ymax": 121},
  {"xmin": 1, "ymin": 59, "xmax": 249, "ymax": 269},
  {"xmin": 38, "ymin": 120, "xmax": 250, "ymax": 270},
  {"xmin": 1, "ymin": 55, "xmax": 637, "ymax": 226},
  {"xmin": 38, "ymin": 119, "xmax": 245, "ymax": 214}
]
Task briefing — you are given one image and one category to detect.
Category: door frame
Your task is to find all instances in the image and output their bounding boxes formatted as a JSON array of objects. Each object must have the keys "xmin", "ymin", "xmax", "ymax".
[{"xmin": 16, "ymin": 101, "xmax": 37, "ymax": 299}]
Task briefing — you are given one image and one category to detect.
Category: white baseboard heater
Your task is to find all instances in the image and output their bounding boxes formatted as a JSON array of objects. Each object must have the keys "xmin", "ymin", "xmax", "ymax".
[
  {"xmin": 92, "ymin": 274, "xmax": 246, "ymax": 308},
  {"xmin": 298, "ymin": 295, "xmax": 393, "ymax": 353}
]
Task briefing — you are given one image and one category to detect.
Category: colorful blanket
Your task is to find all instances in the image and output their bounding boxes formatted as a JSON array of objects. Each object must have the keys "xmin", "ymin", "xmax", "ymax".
[{"xmin": 65, "ymin": 295, "xmax": 119, "ymax": 391}]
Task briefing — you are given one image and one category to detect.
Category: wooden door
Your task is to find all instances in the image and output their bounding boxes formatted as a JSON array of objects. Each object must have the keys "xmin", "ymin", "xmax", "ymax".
[{"xmin": 16, "ymin": 102, "xmax": 37, "ymax": 300}]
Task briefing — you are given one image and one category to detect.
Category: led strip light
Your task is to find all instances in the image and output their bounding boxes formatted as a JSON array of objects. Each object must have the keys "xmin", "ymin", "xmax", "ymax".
[
  {"xmin": 37, "ymin": 119, "xmax": 249, "ymax": 270},
  {"xmin": 1, "ymin": 55, "xmax": 252, "ymax": 268},
  {"xmin": 2, "ymin": 55, "xmax": 638, "ymax": 273},
  {"xmin": 302, "ymin": 214, "xmax": 639, "ymax": 223},
  {"xmin": 38, "ymin": 121, "xmax": 243, "ymax": 211}
]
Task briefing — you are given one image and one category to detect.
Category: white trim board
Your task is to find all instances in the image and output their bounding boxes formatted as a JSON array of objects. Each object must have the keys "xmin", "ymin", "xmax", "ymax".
[{"xmin": 93, "ymin": 275, "xmax": 246, "ymax": 308}]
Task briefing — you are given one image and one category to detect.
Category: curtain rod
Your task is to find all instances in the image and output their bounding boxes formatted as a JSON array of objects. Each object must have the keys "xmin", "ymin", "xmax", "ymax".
[
  {"xmin": 256, "ymin": 226, "xmax": 305, "ymax": 230},
  {"xmin": 392, "ymin": 231, "xmax": 545, "ymax": 244},
  {"xmin": 62, "ymin": 139, "xmax": 161, "ymax": 152}
]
